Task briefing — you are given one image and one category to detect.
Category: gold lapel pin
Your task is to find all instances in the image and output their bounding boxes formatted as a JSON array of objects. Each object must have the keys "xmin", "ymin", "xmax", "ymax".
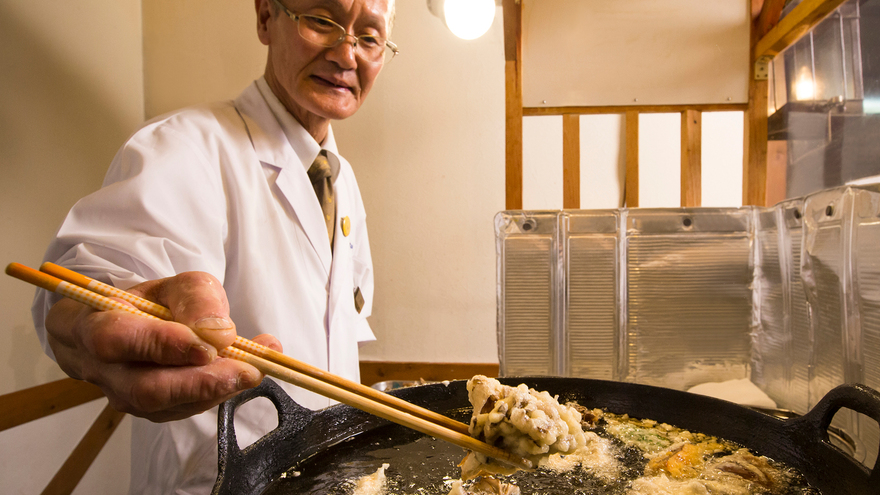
[{"xmin": 341, "ymin": 216, "xmax": 351, "ymax": 237}]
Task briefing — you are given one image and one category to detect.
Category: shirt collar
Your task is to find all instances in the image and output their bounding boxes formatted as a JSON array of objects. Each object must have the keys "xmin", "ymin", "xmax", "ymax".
[{"xmin": 255, "ymin": 77, "xmax": 340, "ymax": 181}]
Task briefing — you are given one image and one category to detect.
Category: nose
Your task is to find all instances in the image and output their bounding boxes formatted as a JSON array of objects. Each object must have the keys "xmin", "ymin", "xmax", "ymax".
[{"xmin": 326, "ymin": 34, "xmax": 358, "ymax": 69}]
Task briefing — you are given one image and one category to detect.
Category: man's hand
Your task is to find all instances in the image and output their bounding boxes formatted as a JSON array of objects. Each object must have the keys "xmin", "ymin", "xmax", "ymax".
[{"xmin": 44, "ymin": 271, "xmax": 281, "ymax": 422}]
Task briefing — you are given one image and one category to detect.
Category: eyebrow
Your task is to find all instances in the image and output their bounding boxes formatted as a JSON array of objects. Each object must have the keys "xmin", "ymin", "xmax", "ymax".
[{"xmin": 299, "ymin": 0, "xmax": 389, "ymax": 34}]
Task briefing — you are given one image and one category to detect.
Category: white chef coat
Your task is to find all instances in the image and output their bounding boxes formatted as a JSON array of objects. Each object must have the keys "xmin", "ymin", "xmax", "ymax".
[{"xmin": 31, "ymin": 78, "xmax": 375, "ymax": 494}]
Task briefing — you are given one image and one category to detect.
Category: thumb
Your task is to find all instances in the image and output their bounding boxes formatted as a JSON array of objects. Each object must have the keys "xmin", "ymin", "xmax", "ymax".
[{"xmin": 145, "ymin": 271, "xmax": 238, "ymax": 350}]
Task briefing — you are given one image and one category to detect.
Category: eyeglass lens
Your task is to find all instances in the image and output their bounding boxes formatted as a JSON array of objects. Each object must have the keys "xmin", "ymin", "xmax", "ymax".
[{"xmin": 297, "ymin": 15, "xmax": 395, "ymax": 63}]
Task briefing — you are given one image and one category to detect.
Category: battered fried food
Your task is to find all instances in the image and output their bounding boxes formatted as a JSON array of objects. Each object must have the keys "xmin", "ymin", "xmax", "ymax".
[{"xmin": 461, "ymin": 376, "xmax": 587, "ymax": 479}]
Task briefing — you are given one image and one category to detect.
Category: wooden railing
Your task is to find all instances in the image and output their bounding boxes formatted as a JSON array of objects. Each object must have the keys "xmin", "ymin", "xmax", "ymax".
[
  {"xmin": 0, "ymin": 362, "xmax": 495, "ymax": 494},
  {"xmin": 501, "ymin": 0, "xmax": 850, "ymax": 210},
  {"xmin": 0, "ymin": 378, "xmax": 125, "ymax": 495}
]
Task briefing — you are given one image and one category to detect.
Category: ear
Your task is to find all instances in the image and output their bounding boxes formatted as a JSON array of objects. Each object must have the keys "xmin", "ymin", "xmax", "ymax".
[{"xmin": 255, "ymin": 0, "xmax": 273, "ymax": 46}]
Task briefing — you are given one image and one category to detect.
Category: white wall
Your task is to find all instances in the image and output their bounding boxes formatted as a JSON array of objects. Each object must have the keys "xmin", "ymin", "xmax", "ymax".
[
  {"xmin": 0, "ymin": 1, "xmax": 144, "ymax": 492},
  {"xmin": 522, "ymin": 0, "xmax": 750, "ymax": 107},
  {"xmin": 334, "ymin": 1, "xmax": 507, "ymax": 363},
  {"xmin": 142, "ymin": 0, "xmax": 267, "ymax": 118}
]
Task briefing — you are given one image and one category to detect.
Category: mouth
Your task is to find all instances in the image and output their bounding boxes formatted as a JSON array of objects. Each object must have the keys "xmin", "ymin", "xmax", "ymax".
[{"xmin": 311, "ymin": 74, "xmax": 355, "ymax": 94}]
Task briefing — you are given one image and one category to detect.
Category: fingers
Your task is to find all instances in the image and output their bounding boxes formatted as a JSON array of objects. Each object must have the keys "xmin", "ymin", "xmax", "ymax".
[
  {"xmin": 129, "ymin": 272, "xmax": 238, "ymax": 350},
  {"xmin": 48, "ymin": 297, "xmax": 218, "ymax": 367},
  {"xmin": 97, "ymin": 357, "xmax": 264, "ymax": 422},
  {"xmin": 43, "ymin": 270, "xmax": 264, "ymax": 421},
  {"xmin": 48, "ymin": 304, "xmax": 267, "ymax": 421},
  {"xmin": 82, "ymin": 310, "xmax": 217, "ymax": 366},
  {"xmin": 252, "ymin": 333, "xmax": 283, "ymax": 353}
]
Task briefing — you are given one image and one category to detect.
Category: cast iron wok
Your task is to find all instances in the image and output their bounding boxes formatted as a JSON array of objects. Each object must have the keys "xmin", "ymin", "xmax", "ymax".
[{"xmin": 212, "ymin": 377, "xmax": 880, "ymax": 495}]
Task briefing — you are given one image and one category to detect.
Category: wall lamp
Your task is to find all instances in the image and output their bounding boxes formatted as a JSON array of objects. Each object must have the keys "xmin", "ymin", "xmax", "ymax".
[{"xmin": 427, "ymin": 0, "xmax": 500, "ymax": 40}]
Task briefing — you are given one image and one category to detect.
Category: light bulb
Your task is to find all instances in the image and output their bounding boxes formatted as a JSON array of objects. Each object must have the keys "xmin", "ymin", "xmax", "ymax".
[
  {"xmin": 794, "ymin": 68, "xmax": 815, "ymax": 101},
  {"xmin": 443, "ymin": 0, "xmax": 496, "ymax": 40}
]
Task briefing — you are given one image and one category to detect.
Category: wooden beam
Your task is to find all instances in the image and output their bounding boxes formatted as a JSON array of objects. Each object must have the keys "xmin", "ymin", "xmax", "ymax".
[
  {"xmin": 681, "ymin": 110, "xmax": 702, "ymax": 207},
  {"xmin": 523, "ymin": 103, "xmax": 748, "ymax": 117},
  {"xmin": 505, "ymin": 61, "xmax": 524, "ymax": 210},
  {"xmin": 625, "ymin": 111, "xmax": 639, "ymax": 208},
  {"xmin": 751, "ymin": 0, "xmax": 765, "ymax": 21},
  {"xmin": 503, "ymin": 0, "xmax": 523, "ymax": 210},
  {"xmin": 359, "ymin": 361, "xmax": 500, "ymax": 387},
  {"xmin": 0, "ymin": 378, "xmax": 104, "ymax": 432},
  {"xmin": 754, "ymin": 0, "xmax": 848, "ymax": 59},
  {"xmin": 502, "ymin": 0, "xmax": 519, "ymax": 63},
  {"xmin": 756, "ymin": 0, "xmax": 786, "ymax": 39},
  {"xmin": 562, "ymin": 114, "xmax": 580, "ymax": 209},
  {"xmin": 41, "ymin": 403, "xmax": 125, "ymax": 495}
]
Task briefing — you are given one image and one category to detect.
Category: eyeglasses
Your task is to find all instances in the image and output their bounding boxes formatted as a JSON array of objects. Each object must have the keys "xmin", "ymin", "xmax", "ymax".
[{"xmin": 272, "ymin": 0, "xmax": 399, "ymax": 65}]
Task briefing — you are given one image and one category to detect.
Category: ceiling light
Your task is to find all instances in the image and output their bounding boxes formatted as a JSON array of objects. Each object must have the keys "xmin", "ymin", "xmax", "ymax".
[{"xmin": 428, "ymin": 0, "xmax": 498, "ymax": 40}]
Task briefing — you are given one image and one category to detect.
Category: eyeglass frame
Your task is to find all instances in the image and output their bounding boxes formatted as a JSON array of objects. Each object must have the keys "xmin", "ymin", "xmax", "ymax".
[{"xmin": 271, "ymin": 0, "xmax": 399, "ymax": 64}]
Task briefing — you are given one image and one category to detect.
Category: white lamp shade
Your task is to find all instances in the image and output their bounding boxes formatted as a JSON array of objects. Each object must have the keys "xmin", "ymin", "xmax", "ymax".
[{"xmin": 436, "ymin": 0, "xmax": 496, "ymax": 40}]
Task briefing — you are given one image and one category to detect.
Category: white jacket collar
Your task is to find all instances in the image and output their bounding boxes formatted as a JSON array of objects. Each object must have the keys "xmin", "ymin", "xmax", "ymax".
[
  {"xmin": 233, "ymin": 79, "xmax": 338, "ymax": 273},
  {"xmin": 255, "ymin": 77, "xmax": 340, "ymax": 179}
]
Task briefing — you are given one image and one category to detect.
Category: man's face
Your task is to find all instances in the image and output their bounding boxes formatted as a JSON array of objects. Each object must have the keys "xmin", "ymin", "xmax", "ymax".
[{"xmin": 259, "ymin": 0, "xmax": 393, "ymax": 126}]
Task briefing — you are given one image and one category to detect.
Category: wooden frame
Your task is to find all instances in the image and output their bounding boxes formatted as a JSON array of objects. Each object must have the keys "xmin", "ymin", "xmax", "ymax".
[
  {"xmin": 0, "ymin": 377, "xmax": 103, "ymax": 432},
  {"xmin": 681, "ymin": 110, "xmax": 702, "ymax": 207},
  {"xmin": 0, "ymin": 378, "xmax": 124, "ymax": 495},
  {"xmin": 754, "ymin": 0, "xmax": 850, "ymax": 59},
  {"xmin": 42, "ymin": 403, "xmax": 126, "ymax": 495},
  {"xmin": 625, "ymin": 111, "xmax": 640, "ymax": 207},
  {"xmin": 502, "ymin": 0, "xmax": 524, "ymax": 210},
  {"xmin": 504, "ymin": 0, "xmax": 849, "ymax": 209},
  {"xmin": 562, "ymin": 114, "xmax": 580, "ymax": 208}
]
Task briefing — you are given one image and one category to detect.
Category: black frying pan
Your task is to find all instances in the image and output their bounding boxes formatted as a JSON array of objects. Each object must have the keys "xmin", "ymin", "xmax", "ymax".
[{"xmin": 213, "ymin": 377, "xmax": 880, "ymax": 495}]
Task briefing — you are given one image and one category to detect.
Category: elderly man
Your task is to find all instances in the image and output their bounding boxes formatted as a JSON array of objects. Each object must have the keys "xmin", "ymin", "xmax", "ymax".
[{"xmin": 32, "ymin": 0, "xmax": 397, "ymax": 492}]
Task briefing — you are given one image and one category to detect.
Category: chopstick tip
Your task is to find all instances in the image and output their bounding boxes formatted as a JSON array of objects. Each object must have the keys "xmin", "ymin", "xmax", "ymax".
[{"xmin": 6, "ymin": 262, "xmax": 27, "ymax": 277}]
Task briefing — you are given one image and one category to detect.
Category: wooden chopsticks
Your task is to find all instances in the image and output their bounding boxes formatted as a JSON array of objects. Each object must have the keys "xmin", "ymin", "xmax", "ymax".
[{"xmin": 6, "ymin": 262, "xmax": 533, "ymax": 471}]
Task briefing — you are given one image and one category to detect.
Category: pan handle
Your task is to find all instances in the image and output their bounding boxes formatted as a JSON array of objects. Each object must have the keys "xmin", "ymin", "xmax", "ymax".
[
  {"xmin": 797, "ymin": 383, "xmax": 880, "ymax": 479},
  {"xmin": 215, "ymin": 377, "xmax": 316, "ymax": 493}
]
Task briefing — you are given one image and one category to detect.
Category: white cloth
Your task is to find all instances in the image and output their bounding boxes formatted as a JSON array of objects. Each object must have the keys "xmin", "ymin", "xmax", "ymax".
[{"xmin": 31, "ymin": 79, "xmax": 375, "ymax": 494}]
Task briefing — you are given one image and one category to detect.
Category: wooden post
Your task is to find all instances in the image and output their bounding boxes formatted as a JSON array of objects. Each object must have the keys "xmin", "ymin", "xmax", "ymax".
[
  {"xmin": 681, "ymin": 110, "xmax": 702, "ymax": 207},
  {"xmin": 41, "ymin": 403, "xmax": 125, "ymax": 495},
  {"xmin": 746, "ymin": 0, "xmax": 844, "ymax": 206},
  {"xmin": 562, "ymin": 114, "xmax": 580, "ymax": 209},
  {"xmin": 625, "ymin": 111, "xmax": 639, "ymax": 208},
  {"xmin": 744, "ymin": 82, "xmax": 769, "ymax": 206},
  {"xmin": 503, "ymin": 0, "xmax": 523, "ymax": 210},
  {"xmin": 744, "ymin": 4, "xmax": 769, "ymax": 206}
]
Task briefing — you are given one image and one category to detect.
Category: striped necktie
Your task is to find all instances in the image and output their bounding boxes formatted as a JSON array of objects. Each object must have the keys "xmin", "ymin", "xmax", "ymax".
[{"xmin": 307, "ymin": 151, "xmax": 335, "ymax": 245}]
